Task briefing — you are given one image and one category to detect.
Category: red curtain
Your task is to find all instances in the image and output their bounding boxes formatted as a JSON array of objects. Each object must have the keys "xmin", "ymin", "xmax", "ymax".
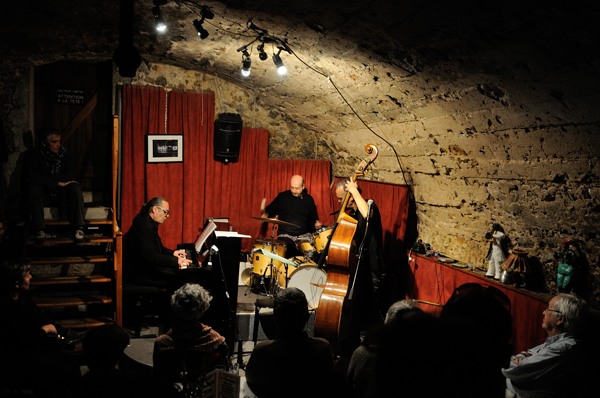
[{"xmin": 121, "ymin": 85, "xmax": 216, "ymax": 249}]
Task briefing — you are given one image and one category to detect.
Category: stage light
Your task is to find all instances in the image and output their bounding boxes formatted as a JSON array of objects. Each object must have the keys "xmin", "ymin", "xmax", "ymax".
[
  {"xmin": 241, "ymin": 50, "xmax": 251, "ymax": 77},
  {"xmin": 257, "ymin": 43, "xmax": 268, "ymax": 61},
  {"xmin": 192, "ymin": 18, "xmax": 209, "ymax": 39},
  {"xmin": 152, "ymin": 6, "xmax": 167, "ymax": 33},
  {"xmin": 200, "ymin": 5, "xmax": 214, "ymax": 20},
  {"xmin": 273, "ymin": 50, "xmax": 287, "ymax": 76}
]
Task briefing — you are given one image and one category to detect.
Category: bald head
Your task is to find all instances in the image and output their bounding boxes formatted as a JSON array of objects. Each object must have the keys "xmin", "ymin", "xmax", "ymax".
[{"xmin": 290, "ymin": 175, "xmax": 305, "ymax": 197}]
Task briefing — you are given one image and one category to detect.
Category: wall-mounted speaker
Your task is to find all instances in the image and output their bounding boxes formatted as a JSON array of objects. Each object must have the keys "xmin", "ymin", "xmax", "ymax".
[{"xmin": 214, "ymin": 113, "xmax": 242, "ymax": 164}]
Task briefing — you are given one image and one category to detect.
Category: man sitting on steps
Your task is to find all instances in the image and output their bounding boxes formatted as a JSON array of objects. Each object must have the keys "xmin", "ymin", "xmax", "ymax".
[{"xmin": 24, "ymin": 126, "xmax": 86, "ymax": 241}]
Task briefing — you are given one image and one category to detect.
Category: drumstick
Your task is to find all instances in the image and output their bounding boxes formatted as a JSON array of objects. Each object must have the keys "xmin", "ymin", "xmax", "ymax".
[{"xmin": 260, "ymin": 198, "xmax": 266, "ymax": 212}]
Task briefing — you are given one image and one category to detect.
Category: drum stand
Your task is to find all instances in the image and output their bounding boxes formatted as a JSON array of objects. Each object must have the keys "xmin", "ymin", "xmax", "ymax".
[{"xmin": 258, "ymin": 225, "xmax": 282, "ymax": 297}]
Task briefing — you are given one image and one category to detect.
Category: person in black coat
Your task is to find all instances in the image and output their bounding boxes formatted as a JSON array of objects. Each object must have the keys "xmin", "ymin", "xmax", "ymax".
[
  {"xmin": 24, "ymin": 127, "xmax": 86, "ymax": 241},
  {"xmin": 122, "ymin": 196, "xmax": 193, "ymax": 289}
]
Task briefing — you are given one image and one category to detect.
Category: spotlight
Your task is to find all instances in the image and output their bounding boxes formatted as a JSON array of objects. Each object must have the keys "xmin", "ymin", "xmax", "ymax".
[
  {"xmin": 257, "ymin": 43, "xmax": 268, "ymax": 61},
  {"xmin": 200, "ymin": 5, "xmax": 214, "ymax": 20},
  {"xmin": 152, "ymin": 6, "xmax": 167, "ymax": 33},
  {"xmin": 272, "ymin": 50, "xmax": 287, "ymax": 76},
  {"xmin": 241, "ymin": 50, "xmax": 251, "ymax": 77},
  {"xmin": 192, "ymin": 19, "xmax": 209, "ymax": 39}
]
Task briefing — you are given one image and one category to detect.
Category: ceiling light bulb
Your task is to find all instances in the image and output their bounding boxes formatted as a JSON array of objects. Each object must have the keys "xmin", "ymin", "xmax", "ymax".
[
  {"xmin": 272, "ymin": 53, "xmax": 287, "ymax": 76},
  {"xmin": 241, "ymin": 54, "xmax": 252, "ymax": 77},
  {"xmin": 152, "ymin": 6, "xmax": 167, "ymax": 33}
]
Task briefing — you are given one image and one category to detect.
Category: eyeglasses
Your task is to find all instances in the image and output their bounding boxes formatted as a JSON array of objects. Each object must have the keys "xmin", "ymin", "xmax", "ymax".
[
  {"xmin": 544, "ymin": 308, "xmax": 562, "ymax": 315},
  {"xmin": 156, "ymin": 206, "xmax": 170, "ymax": 216}
]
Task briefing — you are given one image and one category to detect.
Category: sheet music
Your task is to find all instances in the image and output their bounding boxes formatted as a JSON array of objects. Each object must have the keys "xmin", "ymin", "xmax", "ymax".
[
  {"xmin": 215, "ymin": 231, "xmax": 251, "ymax": 238},
  {"xmin": 195, "ymin": 220, "xmax": 217, "ymax": 253}
]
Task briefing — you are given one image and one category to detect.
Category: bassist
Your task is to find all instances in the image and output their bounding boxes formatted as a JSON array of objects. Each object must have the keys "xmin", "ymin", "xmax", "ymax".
[{"xmin": 334, "ymin": 178, "xmax": 385, "ymax": 359}]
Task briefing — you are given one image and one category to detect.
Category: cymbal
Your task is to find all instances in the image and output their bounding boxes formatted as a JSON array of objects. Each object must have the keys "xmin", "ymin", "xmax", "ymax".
[
  {"xmin": 241, "ymin": 268, "xmax": 254, "ymax": 287},
  {"xmin": 251, "ymin": 216, "xmax": 300, "ymax": 228}
]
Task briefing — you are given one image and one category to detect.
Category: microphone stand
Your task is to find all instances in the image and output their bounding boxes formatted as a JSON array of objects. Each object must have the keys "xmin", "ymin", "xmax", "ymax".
[{"xmin": 212, "ymin": 246, "xmax": 234, "ymax": 359}]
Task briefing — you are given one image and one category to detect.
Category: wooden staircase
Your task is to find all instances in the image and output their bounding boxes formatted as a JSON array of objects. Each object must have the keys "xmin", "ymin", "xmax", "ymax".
[
  {"xmin": 24, "ymin": 212, "xmax": 120, "ymax": 330},
  {"xmin": 23, "ymin": 116, "xmax": 124, "ymax": 332}
]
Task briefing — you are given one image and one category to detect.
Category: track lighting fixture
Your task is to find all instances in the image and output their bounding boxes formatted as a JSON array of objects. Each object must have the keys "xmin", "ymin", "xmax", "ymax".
[
  {"xmin": 152, "ymin": 6, "xmax": 167, "ymax": 33},
  {"xmin": 272, "ymin": 49, "xmax": 287, "ymax": 76},
  {"xmin": 241, "ymin": 50, "xmax": 252, "ymax": 77},
  {"xmin": 192, "ymin": 18, "xmax": 209, "ymax": 39}
]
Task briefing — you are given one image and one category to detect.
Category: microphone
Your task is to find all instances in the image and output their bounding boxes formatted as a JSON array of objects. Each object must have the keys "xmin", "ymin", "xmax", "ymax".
[
  {"xmin": 207, "ymin": 245, "xmax": 218, "ymax": 271},
  {"xmin": 367, "ymin": 199, "xmax": 374, "ymax": 207}
]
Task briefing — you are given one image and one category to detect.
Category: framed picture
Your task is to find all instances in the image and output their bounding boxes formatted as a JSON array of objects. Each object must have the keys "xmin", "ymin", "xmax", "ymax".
[{"xmin": 146, "ymin": 134, "xmax": 183, "ymax": 163}]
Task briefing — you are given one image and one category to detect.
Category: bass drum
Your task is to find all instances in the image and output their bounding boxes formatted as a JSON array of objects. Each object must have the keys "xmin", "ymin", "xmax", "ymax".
[{"xmin": 287, "ymin": 264, "xmax": 327, "ymax": 310}]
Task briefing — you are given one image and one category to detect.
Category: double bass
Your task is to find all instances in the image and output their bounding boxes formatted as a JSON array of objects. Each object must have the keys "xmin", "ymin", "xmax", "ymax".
[{"xmin": 314, "ymin": 144, "xmax": 378, "ymax": 352}]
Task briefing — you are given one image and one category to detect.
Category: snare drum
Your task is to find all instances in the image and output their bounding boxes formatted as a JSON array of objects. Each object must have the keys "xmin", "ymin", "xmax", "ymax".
[
  {"xmin": 313, "ymin": 226, "xmax": 333, "ymax": 253},
  {"xmin": 287, "ymin": 264, "xmax": 327, "ymax": 310},
  {"xmin": 251, "ymin": 239, "xmax": 287, "ymax": 277}
]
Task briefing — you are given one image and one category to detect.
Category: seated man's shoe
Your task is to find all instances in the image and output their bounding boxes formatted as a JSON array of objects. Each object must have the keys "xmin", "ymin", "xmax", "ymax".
[
  {"xmin": 35, "ymin": 230, "xmax": 47, "ymax": 241},
  {"xmin": 74, "ymin": 229, "xmax": 85, "ymax": 241}
]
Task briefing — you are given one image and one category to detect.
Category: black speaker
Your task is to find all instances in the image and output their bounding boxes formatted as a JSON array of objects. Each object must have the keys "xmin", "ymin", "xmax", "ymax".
[{"xmin": 214, "ymin": 113, "xmax": 242, "ymax": 163}]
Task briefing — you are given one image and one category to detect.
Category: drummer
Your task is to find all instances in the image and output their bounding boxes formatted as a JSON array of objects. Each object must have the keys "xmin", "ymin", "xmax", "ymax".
[{"xmin": 261, "ymin": 175, "xmax": 322, "ymax": 258}]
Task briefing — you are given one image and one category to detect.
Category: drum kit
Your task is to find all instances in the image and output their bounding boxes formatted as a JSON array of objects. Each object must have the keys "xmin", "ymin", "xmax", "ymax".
[{"xmin": 242, "ymin": 216, "xmax": 330, "ymax": 309}]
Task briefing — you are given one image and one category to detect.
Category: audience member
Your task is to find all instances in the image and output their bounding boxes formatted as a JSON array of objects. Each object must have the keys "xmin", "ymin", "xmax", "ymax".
[
  {"xmin": 372, "ymin": 284, "xmax": 514, "ymax": 398},
  {"xmin": 245, "ymin": 287, "xmax": 347, "ymax": 398},
  {"xmin": 24, "ymin": 127, "xmax": 86, "ymax": 241},
  {"xmin": 80, "ymin": 323, "xmax": 178, "ymax": 398},
  {"xmin": 0, "ymin": 260, "xmax": 81, "ymax": 397},
  {"xmin": 123, "ymin": 196, "xmax": 192, "ymax": 289},
  {"xmin": 346, "ymin": 299, "xmax": 422, "ymax": 398},
  {"xmin": 441, "ymin": 282, "xmax": 513, "ymax": 398},
  {"xmin": 153, "ymin": 283, "xmax": 229, "ymax": 394},
  {"xmin": 502, "ymin": 292, "xmax": 591, "ymax": 397},
  {"xmin": 262, "ymin": 174, "xmax": 322, "ymax": 258}
]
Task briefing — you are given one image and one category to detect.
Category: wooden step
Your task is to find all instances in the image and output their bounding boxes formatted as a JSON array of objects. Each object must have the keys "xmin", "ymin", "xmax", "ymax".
[
  {"xmin": 29, "ymin": 255, "xmax": 110, "ymax": 265},
  {"xmin": 26, "ymin": 236, "xmax": 114, "ymax": 245},
  {"xmin": 43, "ymin": 206, "xmax": 111, "ymax": 221},
  {"xmin": 55, "ymin": 317, "xmax": 114, "ymax": 330},
  {"xmin": 45, "ymin": 219, "xmax": 112, "ymax": 226},
  {"xmin": 33, "ymin": 295, "xmax": 113, "ymax": 308},
  {"xmin": 32, "ymin": 275, "xmax": 112, "ymax": 286}
]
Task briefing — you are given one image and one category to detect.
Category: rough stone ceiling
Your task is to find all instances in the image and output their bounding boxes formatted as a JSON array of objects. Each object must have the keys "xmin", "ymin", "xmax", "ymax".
[{"xmin": 1, "ymin": 0, "xmax": 598, "ymax": 139}]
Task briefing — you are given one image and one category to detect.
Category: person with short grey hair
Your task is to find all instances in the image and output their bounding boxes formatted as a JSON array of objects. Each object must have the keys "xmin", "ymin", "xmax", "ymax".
[
  {"xmin": 153, "ymin": 283, "xmax": 228, "ymax": 391},
  {"xmin": 503, "ymin": 292, "xmax": 590, "ymax": 397}
]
